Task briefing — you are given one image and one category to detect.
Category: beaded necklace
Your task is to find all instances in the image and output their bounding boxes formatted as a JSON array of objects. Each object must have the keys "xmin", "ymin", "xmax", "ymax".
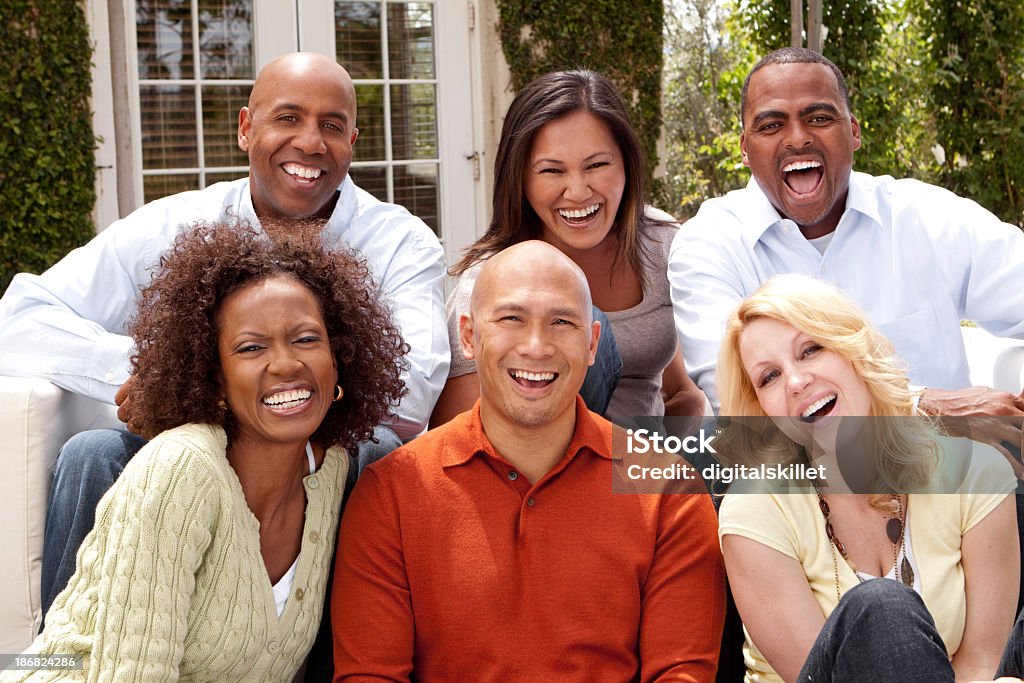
[{"xmin": 814, "ymin": 489, "xmax": 913, "ymax": 602}]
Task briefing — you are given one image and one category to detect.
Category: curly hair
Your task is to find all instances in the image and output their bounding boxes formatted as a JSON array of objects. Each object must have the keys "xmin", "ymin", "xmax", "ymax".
[
  {"xmin": 717, "ymin": 274, "xmax": 937, "ymax": 498},
  {"xmin": 126, "ymin": 219, "xmax": 408, "ymax": 452}
]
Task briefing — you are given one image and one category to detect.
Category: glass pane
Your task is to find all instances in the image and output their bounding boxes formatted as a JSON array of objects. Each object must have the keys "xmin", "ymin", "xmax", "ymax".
[
  {"xmin": 136, "ymin": 0, "xmax": 195, "ymax": 80},
  {"xmin": 394, "ymin": 164, "xmax": 438, "ymax": 234},
  {"xmin": 144, "ymin": 173, "xmax": 200, "ymax": 203},
  {"xmin": 390, "ymin": 83, "xmax": 436, "ymax": 160},
  {"xmin": 140, "ymin": 85, "xmax": 199, "ymax": 169},
  {"xmin": 206, "ymin": 171, "xmax": 248, "ymax": 186},
  {"xmin": 349, "ymin": 166, "xmax": 388, "ymax": 203},
  {"xmin": 197, "ymin": 0, "xmax": 255, "ymax": 79},
  {"xmin": 336, "ymin": 2, "xmax": 383, "ymax": 79},
  {"xmin": 202, "ymin": 85, "xmax": 249, "ymax": 167},
  {"xmin": 354, "ymin": 84, "xmax": 386, "ymax": 162},
  {"xmin": 387, "ymin": 3, "xmax": 435, "ymax": 80}
]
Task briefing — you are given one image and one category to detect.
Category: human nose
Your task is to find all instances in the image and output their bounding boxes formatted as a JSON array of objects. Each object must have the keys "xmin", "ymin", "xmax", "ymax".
[
  {"xmin": 783, "ymin": 121, "xmax": 812, "ymax": 149},
  {"xmin": 786, "ymin": 366, "xmax": 812, "ymax": 395},
  {"xmin": 267, "ymin": 344, "xmax": 303, "ymax": 374},
  {"xmin": 562, "ymin": 171, "xmax": 590, "ymax": 203},
  {"xmin": 293, "ymin": 121, "xmax": 327, "ymax": 155},
  {"xmin": 517, "ymin": 323, "xmax": 555, "ymax": 358}
]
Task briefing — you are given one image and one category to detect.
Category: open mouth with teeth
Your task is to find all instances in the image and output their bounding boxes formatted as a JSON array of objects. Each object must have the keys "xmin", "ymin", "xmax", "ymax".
[
  {"xmin": 557, "ymin": 204, "xmax": 600, "ymax": 225},
  {"xmin": 783, "ymin": 160, "xmax": 823, "ymax": 196},
  {"xmin": 283, "ymin": 163, "xmax": 323, "ymax": 183},
  {"xmin": 262, "ymin": 388, "xmax": 312, "ymax": 411},
  {"xmin": 509, "ymin": 369, "xmax": 557, "ymax": 389},
  {"xmin": 800, "ymin": 394, "xmax": 836, "ymax": 423}
]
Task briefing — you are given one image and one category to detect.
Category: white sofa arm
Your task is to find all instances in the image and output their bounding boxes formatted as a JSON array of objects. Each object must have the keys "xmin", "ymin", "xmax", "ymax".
[{"xmin": 0, "ymin": 377, "xmax": 121, "ymax": 653}]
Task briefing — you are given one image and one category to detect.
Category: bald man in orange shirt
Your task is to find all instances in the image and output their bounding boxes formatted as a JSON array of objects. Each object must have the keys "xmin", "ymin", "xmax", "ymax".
[{"xmin": 331, "ymin": 241, "xmax": 725, "ymax": 682}]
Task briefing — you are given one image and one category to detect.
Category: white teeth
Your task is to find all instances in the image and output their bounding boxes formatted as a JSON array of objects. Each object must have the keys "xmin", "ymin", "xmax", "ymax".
[
  {"xmin": 558, "ymin": 204, "xmax": 600, "ymax": 220},
  {"xmin": 783, "ymin": 160, "xmax": 822, "ymax": 173},
  {"xmin": 511, "ymin": 370, "xmax": 556, "ymax": 382},
  {"xmin": 283, "ymin": 164, "xmax": 322, "ymax": 179},
  {"xmin": 802, "ymin": 394, "xmax": 836, "ymax": 419},
  {"xmin": 263, "ymin": 388, "xmax": 312, "ymax": 407}
]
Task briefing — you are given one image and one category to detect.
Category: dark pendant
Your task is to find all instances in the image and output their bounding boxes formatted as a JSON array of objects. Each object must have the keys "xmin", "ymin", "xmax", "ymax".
[
  {"xmin": 886, "ymin": 517, "xmax": 903, "ymax": 544},
  {"xmin": 901, "ymin": 556, "xmax": 915, "ymax": 587}
]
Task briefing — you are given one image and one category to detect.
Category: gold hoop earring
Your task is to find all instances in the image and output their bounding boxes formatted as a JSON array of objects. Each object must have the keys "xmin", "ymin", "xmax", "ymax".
[{"xmin": 333, "ymin": 385, "xmax": 344, "ymax": 402}]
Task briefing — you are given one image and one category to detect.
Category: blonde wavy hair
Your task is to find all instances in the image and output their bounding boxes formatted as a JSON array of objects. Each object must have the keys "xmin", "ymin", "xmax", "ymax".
[{"xmin": 716, "ymin": 274, "xmax": 937, "ymax": 502}]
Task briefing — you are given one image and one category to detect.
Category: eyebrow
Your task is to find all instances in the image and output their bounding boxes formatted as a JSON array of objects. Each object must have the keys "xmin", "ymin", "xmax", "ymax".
[
  {"xmin": 751, "ymin": 102, "xmax": 842, "ymax": 128},
  {"xmin": 272, "ymin": 102, "xmax": 350, "ymax": 124},
  {"xmin": 531, "ymin": 151, "xmax": 615, "ymax": 167},
  {"xmin": 491, "ymin": 302, "xmax": 583, "ymax": 319}
]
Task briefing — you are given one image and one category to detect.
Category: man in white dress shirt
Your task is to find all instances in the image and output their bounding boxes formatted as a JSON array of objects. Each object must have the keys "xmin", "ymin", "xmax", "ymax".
[
  {"xmin": 0, "ymin": 52, "xmax": 449, "ymax": 616},
  {"xmin": 669, "ymin": 47, "xmax": 1024, "ymax": 424}
]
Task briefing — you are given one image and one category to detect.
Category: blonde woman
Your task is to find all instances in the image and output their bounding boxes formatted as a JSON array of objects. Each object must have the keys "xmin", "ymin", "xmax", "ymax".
[{"xmin": 716, "ymin": 274, "xmax": 1020, "ymax": 682}]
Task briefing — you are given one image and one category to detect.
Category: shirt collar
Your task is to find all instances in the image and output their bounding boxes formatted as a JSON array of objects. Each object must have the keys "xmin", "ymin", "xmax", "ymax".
[
  {"xmin": 744, "ymin": 170, "xmax": 879, "ymax": 244},
  {"xmin": 236, "ymin": 175, "xmax": 356, "ymax": 235},
  {"xmin": 442, "ymin": 395, "xmax": 613, "ymax": 469}
]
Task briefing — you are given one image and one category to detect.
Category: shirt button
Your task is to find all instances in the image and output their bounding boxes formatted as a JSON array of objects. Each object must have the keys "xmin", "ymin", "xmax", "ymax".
[
  {"xmin": 309, "ymin": 531, "xmax": 321, "ymax": 544},
  {"xmin": 295, "ymin": 588, "xmax": 305, "ymax": 601},
  {"xmin": 105, "ymin": 371, "xmax": 115, "ymax": 382},
  {"xmin": 306, "ymin": 477, "xmax": 319, "ymax": 490},
  {"xmin": 526, "ymin": 497, "xmax": 535, "ymax": 507},
  {"xmin": 508, "ymin": 471, "xmax": 518, "ymax": 480},
  {"xmin": 267, "ymin": 641, "xmax": 280, "ymax": 654}
]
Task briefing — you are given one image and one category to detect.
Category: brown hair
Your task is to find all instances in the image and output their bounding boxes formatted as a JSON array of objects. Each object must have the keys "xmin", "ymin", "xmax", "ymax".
[
  {"xmin": 126, "ymin": 219, "xmax": 407, "ymax": 452},
  {"xmin": 452, "ymin": 69, "xmax": 660, "ymax": 285}
]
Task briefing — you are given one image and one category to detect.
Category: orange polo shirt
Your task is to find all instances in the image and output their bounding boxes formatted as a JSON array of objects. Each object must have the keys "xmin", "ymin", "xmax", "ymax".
[{"xmin": 332, "ymin": 397, "xmax": 725, "ymax": 682}]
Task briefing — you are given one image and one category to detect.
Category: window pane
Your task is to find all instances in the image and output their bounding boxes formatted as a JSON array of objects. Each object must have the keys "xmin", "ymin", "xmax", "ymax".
[
  {"xmin": 336, "ymin": 1, "xmax": 383, "ymax": 79},
  {"xmin": 387, "ymin": 3, "xmax": 435, "ymax": 80},
  {"xmin": 140, "ymin": 85, "xmax": 199, "ymax": 169},
  {"xmin": 349, "ymin": 166, "xmax": 388, "ymax": 202},
  {"xmin": 354, "ymin": 84, "xmax": 386, "ymax": 162},
  {"xmin": 137, "ymin": 0, "xmax": 195, "ymax": 80},
  {"xmin": 202, "ymin": 85, "xmax": 249, "ymax": 167},
  {"xmin": 394, "ymin": 164, "xmax": 438, "ymax": 234},
  {"xmin": 197, "ymin": 0, "xmax": 255, "ymax": 79},
  {"xmin": 144, "ymin": 173, "xmax": 200, "ymax": 203},
  {"xmin": 390, "ymin": 83, "xmax": 436, "ymax": 160},
  {"xmin": 206, "ymin": 171, "xmax": 247, "ymax": 186}
]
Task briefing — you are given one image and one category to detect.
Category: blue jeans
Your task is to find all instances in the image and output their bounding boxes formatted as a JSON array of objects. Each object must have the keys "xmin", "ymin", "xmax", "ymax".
[
  {"xmin": 799, "ymin": 580, "xmax": 953, "ymax": 681},
  {"xmin": 578, "ymin": 306, "xmax": 622, "ymax": 416},
  {"xmin": 41, "ymin": 424, "xmax": 401, "ymax": 618}
]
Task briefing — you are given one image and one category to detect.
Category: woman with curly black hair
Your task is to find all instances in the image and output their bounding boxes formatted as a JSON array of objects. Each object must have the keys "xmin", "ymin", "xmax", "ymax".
[{"xmin": 4, "ymin": 220, "xmax": 406, "ymax": 682}]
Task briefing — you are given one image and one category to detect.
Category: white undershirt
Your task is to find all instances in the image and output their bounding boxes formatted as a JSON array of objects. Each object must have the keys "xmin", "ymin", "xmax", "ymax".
[{"xmin": 270, "ymin": 442, "xmax": 317, "ymax": 617}]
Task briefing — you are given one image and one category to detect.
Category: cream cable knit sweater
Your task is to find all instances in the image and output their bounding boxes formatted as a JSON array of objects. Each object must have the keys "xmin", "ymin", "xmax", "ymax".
[{"xmin": 2, "ymin": 423, "xmax": 348, "ymax": 682}]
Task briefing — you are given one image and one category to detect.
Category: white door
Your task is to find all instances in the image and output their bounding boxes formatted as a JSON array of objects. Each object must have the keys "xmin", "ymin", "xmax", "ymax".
[{"xmin": 117, "ymin": 0, "xmax": 484, "ymax": 261}]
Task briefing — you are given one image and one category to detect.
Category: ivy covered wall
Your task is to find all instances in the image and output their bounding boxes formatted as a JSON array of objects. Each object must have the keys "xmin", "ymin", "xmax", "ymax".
[
  {"xmin": 497, "ymin": 1, "xmax": 665, "ymax": 187},
  {"xmin": 0, "ymin": 0, "xmax": 96, "ymax": 291}
]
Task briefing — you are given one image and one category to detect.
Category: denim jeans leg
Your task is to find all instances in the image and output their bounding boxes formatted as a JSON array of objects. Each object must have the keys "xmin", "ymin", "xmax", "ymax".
[
  {"xmin": 355, "ymin": 425, "xmax": 402, "ymax": 475},
  {"xmin": 579, "ymin": 306, "xmax": 622, "ymax": 416},
  {"xmin": 997, "ymin": 604, "xmax": 1024, "ymax": 677},
  {"xmin": 42, "ymin": 429, "xmax": 147, "ymax": 617},
  {"xmin": 798, "ymin": 579, "xmax": 954, "ymax": 682}
]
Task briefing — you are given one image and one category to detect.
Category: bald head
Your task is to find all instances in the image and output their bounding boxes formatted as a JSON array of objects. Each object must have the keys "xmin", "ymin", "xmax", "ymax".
[
  {"xmin": 471, "ymin": 241, "xmax": 593, "ymax": 331},
  {"xmin": 238, "ymin": 52, "xmax": 359, "ymax": 220},
  {"xmin": 249, "ymin": 52, "xmax": 356, "ymax": 118}
]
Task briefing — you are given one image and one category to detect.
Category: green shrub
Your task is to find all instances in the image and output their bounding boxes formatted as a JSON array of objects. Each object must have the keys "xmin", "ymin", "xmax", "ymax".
[{"xmin": 0, "ymin": 0, "xmax": 96, "ymax": 291}]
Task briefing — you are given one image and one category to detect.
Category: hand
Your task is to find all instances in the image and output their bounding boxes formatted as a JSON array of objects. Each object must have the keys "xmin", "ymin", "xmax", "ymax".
[
  {"xmin": 115, "ymin": 375, "xmax": 145, "ymax": 436},
  {"xmin": 920, "ymin": 386, "xmax": 1024, "ymax": 477}
]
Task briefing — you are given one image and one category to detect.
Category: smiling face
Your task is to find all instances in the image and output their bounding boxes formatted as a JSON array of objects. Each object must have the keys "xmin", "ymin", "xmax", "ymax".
[
  {"xmin": 460, "ymin": 242, "xmax": 599, "ymax": 430},
  {"xmin": 523, "ymin": 110, "xmax": 626, "ymax": 255},
  {"xmin": 238, "ymin": 53, "xmax": 359, "ymax": 220},
  {"xmin": 738, "ymin": 316, "xmax": 871, "ymax": 429},
  {"xmin": 216, "ymin": 275, "xmax": 338, "ymax": 449},
  {"xmin": 740, "ymin": 62, "xmax": 861, "ymax": 238}
]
